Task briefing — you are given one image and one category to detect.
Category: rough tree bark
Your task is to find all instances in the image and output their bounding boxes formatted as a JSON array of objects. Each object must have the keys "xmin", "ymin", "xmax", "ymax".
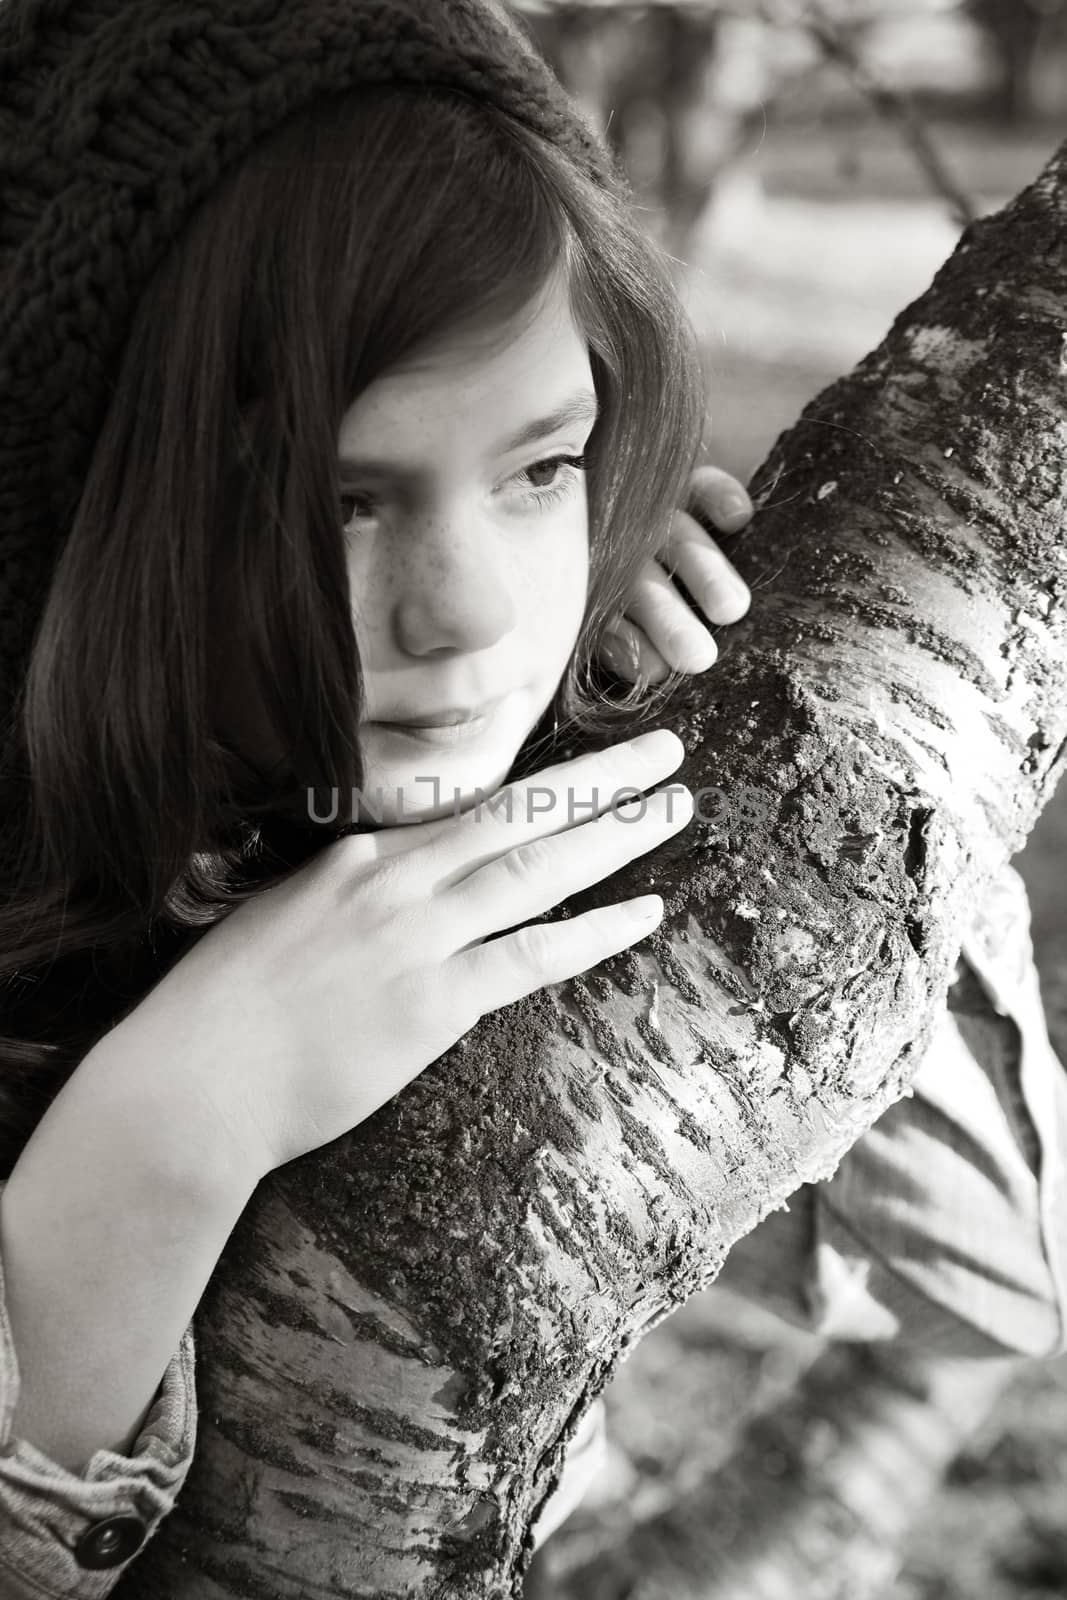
[{"xmin": 114, "ymin": 139, "xmax": 1067, "ymax": 1600}]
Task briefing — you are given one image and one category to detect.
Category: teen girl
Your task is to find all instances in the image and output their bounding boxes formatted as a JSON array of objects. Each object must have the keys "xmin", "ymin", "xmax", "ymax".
[{"xmin": 0, "ymin": 3, "xmax": 1064, "ymax": 1595}]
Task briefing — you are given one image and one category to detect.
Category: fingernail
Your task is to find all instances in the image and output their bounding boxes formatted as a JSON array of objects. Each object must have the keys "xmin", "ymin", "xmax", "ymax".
[
  {"xmin": 721, "ymin": 494, "xmax": 750, "ymax": 519},
  {"xmin": 626, "ymin": 893, "xmax": 663, "ymax": 923},
  {"xmin": 711, "ymin": 573, "xmax": 750, "ymax": 616},
  {"xmin": 604, "ymin": 621, "xmax": 641, "ymax": 667},
  {"xmin": 600, "ymin": 631, "xmax": 627, "ymax": 673},
  {"xmin": 672, "ymin": 631, "xmax": 717, "ymax": 671}
]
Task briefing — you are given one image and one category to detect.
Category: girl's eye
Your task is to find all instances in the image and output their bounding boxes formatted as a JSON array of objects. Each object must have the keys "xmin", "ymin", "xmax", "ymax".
[
  {"xmin": 339, "ymin": 453, "xmax": 588, "ymax": 537},
  {"xmin": 511, "ymin": 453, "xmax": 587, "ymax": 512},
  {"xmin": 340, "ymin": 490, "xmax": 377, "ymax": 534}
]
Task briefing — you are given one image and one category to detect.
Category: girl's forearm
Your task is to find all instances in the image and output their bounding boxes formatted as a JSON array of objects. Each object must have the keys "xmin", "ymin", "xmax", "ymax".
[{"xmin": 0, "ymin": 1025, "xmax": 260, "ymax": 1474}]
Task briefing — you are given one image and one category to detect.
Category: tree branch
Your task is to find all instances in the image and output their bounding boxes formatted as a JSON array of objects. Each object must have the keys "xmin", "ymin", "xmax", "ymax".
[
  {"xmin": 764, "ymin": 0, "xmax": 980, "ymax": 229},
  {"xmin": 113, "ymin": 135, "xmax": 1067, "ymax": 1600}
]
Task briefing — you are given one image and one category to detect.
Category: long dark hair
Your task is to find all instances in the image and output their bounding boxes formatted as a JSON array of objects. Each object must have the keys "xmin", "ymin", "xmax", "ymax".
[{"xmin": 0, "ymin": 84, "xmax": 706, "ymax": 1175}]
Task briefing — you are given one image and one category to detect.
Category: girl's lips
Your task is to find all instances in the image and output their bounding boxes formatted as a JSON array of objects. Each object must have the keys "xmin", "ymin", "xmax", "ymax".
[{"xmin": 367, "ymin": 698, "xmax": 505, "ymax": 747}]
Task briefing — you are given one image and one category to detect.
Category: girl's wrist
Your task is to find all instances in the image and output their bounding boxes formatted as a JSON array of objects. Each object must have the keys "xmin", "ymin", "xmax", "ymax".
[
  {"xmin": 84, "ymin": 1015, "xmax": 271, "ymax": 1200},
  {"xmin": 1, "ymin": 1018, "xmax": 260, "ymax": 1473}
]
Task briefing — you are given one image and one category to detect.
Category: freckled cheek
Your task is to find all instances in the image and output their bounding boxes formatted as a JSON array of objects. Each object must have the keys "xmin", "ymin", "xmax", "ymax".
[
  {"xmin": 344, "ymin": 548, "xmax": 388, "ymax": 656},
  {"xmin": 553, "ymin": 514, "xmax": 591, "ymax": 646},
  {"xmin": 514, "ymin": 538, "xmax": 586, "ymax": 679},
  {"xmin": 344, "ymin": 515, "xmax": 589, "ymax": 659}
]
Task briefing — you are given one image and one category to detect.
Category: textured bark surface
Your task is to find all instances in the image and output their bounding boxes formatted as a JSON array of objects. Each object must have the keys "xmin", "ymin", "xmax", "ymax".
[{"xmin": 114, "ymin": 140, "xmax": 1067, "ymax": 1600}]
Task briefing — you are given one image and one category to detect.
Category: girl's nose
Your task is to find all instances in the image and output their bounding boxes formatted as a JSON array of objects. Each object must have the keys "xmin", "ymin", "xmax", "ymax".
[{"xmin": 392, "ymin": 523, "xmax": 516, "ymax": 657}]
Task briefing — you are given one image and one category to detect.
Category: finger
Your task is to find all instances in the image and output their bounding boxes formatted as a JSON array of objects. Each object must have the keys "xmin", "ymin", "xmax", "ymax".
[
  {"xmin": 451, "ymin": 889, "xmax": 667, "ymax": 1015},
  {"xmin": 687, "ymin": 464, "xmax": 754, "ymax": 531},
  {"xmin": 335, "ymin": 727, "xmax": 683, "ymax": 874},
  {"xmin": 598, "ymin": 617, "xmax": 671, "ymax": 682},
  {"xmin": 327, "ymin": 812, "xmax": 457, "ymax": 864},
  {"xmin": 622, "ymin": 558, "xmax": 719, "ymax": 675},
  {"xmin": 448, "ymin": 781, "xmax": 692, "ymax": 952},
  {"xmin": 327, "ymin": 716, "xmax": 679, "ymax": 864},
  {"xmin": 686, "ymin": 464, "xmax": 753, "ymax": 532},
  {"xmin": 662, "ymin": 507, "xmax": 751, "ymax": 625},
  {"xmin": 599, "ymin": 614, "xmax": 674, "ymax": 685},
  {"xmin": 416, "ymin": 724, "xmax": 687, "ymax": 888}
]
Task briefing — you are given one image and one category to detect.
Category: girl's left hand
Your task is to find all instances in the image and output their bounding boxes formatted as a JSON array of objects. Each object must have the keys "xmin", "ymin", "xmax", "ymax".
[{"xmin": 599, "ymin": 464, "xmax": 753, "ymax": 684}]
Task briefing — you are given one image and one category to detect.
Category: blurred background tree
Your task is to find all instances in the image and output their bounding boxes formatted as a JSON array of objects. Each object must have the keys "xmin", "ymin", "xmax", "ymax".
[
  {"xmin": 507, "ymin": 7, "xmax": 1067, "ymax": 1598},
  {"xmin": 514, "ymin": 0, "xmax": 1067, "ymax": 258},
  {"xmin": 969, "ymin": 0, "xmax": 1067, "ymax": 122}
]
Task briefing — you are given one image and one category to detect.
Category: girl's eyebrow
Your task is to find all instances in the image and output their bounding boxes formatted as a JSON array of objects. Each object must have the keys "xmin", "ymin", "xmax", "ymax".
[
  {"xmin": 493, "ymin": 389, "xmax": 599, "ymax": 453},
  {"xmin": 337, "ymin": 389, "xmax": 599, "ymax": 476}
]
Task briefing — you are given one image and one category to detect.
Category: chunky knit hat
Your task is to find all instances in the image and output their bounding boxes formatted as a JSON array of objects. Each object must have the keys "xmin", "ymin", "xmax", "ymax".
[{"xmin": 0, "ymin": 0, "xmax": 616, "ymax": 870}]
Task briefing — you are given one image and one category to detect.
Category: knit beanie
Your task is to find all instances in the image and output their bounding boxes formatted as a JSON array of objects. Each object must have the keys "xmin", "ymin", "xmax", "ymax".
[{"xmin": 0, "ymin": 0, "xmax": 616, "ymax": 879}]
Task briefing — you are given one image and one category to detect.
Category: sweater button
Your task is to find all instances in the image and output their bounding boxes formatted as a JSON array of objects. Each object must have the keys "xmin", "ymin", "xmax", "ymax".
[{"xmin": 74, "ymin": 1514, "xmax": 148, "ymax": 1569}]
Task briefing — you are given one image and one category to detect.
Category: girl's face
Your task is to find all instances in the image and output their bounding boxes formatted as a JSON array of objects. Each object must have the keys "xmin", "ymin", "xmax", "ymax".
[{"xmin": 337, "ymin": 273, "xmax": 596, "ymax": 826}]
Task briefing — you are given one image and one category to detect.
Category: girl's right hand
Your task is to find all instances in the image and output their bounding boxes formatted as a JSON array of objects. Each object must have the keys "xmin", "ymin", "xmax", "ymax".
[{"xmin": 122, "ymin": 728, "xmax": 693, "ymax": 1179}]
